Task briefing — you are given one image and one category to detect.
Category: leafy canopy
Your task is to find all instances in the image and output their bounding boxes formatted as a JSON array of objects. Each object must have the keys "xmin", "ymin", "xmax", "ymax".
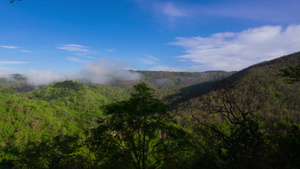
[{"xmin": 92, "ymin": 82, "xmax": 188, "ymax": 169}]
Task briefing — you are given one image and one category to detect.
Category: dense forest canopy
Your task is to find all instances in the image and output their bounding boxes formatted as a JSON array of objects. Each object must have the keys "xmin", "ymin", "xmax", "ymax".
[
  {"xmin": 3, "ymin": 1, "xmax": 300, "ymax": 168},
  {"xmin": 0, "ymin": 52, "xmax": 299, "ymax": 168}
]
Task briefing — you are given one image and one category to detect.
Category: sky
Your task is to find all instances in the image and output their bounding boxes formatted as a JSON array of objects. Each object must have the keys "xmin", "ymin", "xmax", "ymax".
[{"xmin": 1, "ymin": 0, "xmax": 300, "ymax": 84}]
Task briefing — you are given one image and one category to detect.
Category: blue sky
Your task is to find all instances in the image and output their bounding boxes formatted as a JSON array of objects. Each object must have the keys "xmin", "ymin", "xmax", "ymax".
[{"xmin": 1, "ymin": 0, "xmax": 300, "ymax": 80}]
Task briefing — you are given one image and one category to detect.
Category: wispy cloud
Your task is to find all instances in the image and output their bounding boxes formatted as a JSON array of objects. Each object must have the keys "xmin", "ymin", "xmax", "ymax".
[
  {"xmin": 0, "ymin": 61, "xmax": 27, "ymax": 65},
  {"xmin": 0, "ymin": 45, "xmax": 18, "ymax": 49},
  {"xmin": 150, "ymin": 65, "xmax": 183, "ymax": 72},
  {"xmin": 133, "ymin": 0, "xmax": 189, "ymax": 21},
  {"xmin": 134, "ymin": 0, "xmax": 300, "ymax": 25},
  {"xmin": 21, "ymin": 50, "xmax": 32, "ymax": 53},
  {"xmin": 105, "ymin": 49, "xmax": 115, "ymax": 52},
  {"xmin": 146, "ymin": 54, "xmax": 159, "ymax": 61},
  {"xmin": 58, "ymin": 44, "xmax": 90, "ymax": 52},
  {"xmin": 57, "ymin": 44, "xmax": 95, "ymax": 58},
  {"xmin": 0, "ymin": 45, "xmax": 32, "ymax": 53},
  {"xmin": 139, "ymin": 54, "xmax": 159, "ymax": 65},
  {"xmin": 66, "ymin": 57, "xmax": 88, "ymax": 63},
  {"xmin": 171, "ymin": 25, "xmax": 300, "ymax": 71},
  {"xmin": 83, "ymin": 56, "xmax": 95, "ymax": 59},
  {"xmin": 195, "ymin": 0, "xmax": 300, "ymax": 23},
  {"xmin": 161, "ymin": 3, "xmax": 188, "ymax": 18}
]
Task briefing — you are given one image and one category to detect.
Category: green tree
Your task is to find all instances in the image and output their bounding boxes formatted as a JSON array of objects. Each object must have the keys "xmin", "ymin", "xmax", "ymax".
[
  {"xmin": 192, "ymin": 79, "xmax": 266, "ymax": 168},
  {"xmin": 266, "ymin": 122, "xmax": 300, "ymax": 168},
  {"xmin": 91, "ymin": 82, "xmax": 188, "ymax": 169},
  {"xmin": 279, "ymin": 65, "xmax": 300, "ymax": 83},
  {"xmin": 18, "ymin": 135, "xmax": 90, "ymax": 169}
]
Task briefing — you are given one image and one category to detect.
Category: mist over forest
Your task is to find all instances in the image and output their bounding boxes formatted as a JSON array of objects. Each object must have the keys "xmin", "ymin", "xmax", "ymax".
[
  {"xmin": 1, "ymin": 0, "xmax": 300, "ymax": 168},
  {"xmin": 0, "ymin": 59, "xmax": 141, "ymax": 86},
  {"xmin": 0, "ymin": 51, "xmax": 299, "ymax": 168}
]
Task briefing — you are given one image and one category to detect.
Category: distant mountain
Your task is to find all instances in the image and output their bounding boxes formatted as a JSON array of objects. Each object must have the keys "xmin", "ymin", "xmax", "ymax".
[{"xmin": 111, "ymin": 70, "xmax": 235, "ymax": 100}]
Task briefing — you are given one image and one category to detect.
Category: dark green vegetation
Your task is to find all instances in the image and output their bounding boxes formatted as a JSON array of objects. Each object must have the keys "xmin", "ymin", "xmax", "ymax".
[
  {"xmin": 279, "ymin": 65, "xmax": 300, "ymax": 83},
  {"xmin": 0, "ymin": 52, "xmax": 299, "ymax": 168}
]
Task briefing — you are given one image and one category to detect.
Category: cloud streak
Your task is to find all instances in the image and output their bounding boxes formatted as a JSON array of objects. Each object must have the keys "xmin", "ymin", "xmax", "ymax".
[
  {"xmin": 0, "ymin": 45, "xmax": 18, "ymax": 49},
  {"xmin": 134, "ymin": 0, "xmax": 300, "ymax": 25},
  {"xmin": 21, "ymin": 50, "xmax": 32, "ymax": 53},
  {"xmin": 171, "ymin": 25, "xmax": 300, "ymax": 71},
  {"xmin": 105, "ymin": 49, "xmax": 115, "ymax": 52},
  {"xmin": 58, "ymin": 44, "xmax": 95, "ymax": 61},
  {"xmin": 0, "ymin": 45, "xmax": 32, "ymax": 53},
  {"xmin": 161, "ymin": 3, "xmax": 188, "ymax": 18},
  {"xmin": 150, "ymin": 65, "xmax": 183, "ymax": 72},
  {"xmin": 139, "ymin": 55, "xmax": 159, "ymax": 65},
  {"xmin": 58, "ymin": 44, "xmax": 90, "ymax": 52},
  {"xmin": 196, "ymin": 0, "xmax": 300, "ymax": 23},
  {"xmin": 134, "ymin": 0, "xmax": 189, "ymax": 21},
  {"xmin": 0, "ymin": 61, "xmax": 28, "ymax": 65},
  {"xmin": 66, "ymin": 57, "xmax": 88, "ymax": 63}
]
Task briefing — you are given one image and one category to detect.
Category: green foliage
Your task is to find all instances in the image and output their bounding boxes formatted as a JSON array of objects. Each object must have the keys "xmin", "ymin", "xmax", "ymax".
[
  {"xmin": 17, "ymin": 134, "xmax": 92, "ymax": 169},
  {"xmin": 91, "ymin": 82, "xmax": 190, "ymax": 169},
  {"xmin": 279, "ymin": 65, "xmax": 300, "ymax": 83},
  {"xmin": 0, "ymin": 80, "xmax": 131, "ymax": 168},
  {"xmin": 0, "ymin": 52, "xmax": 299, "ymax": 168},
  {"xmin": 190, "ymin": 79, "xmax": 266, "ymax": 168},
  {"xmin": 266, "ymin": 122, "xmax": 300, "ymax": 168}
]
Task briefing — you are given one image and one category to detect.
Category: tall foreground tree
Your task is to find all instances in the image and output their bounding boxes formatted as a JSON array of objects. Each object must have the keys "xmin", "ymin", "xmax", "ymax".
[{"xmin": 91, "ymin": 82, "xmax": 188, "ymax": 169}]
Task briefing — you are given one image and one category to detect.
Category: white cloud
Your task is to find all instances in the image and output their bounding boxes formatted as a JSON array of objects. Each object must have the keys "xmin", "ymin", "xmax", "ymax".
[
  {"xmin": 0, "ymin": 69, "xmax": 10, "ymax": 78},
  {"xmin": 58, "ymin": 44, "xmax": 95, "ymax": 59},
  {"xmin": 24, "ymin": 59, "xmax": 141, "ymax": 86},
  {"xmin": 139, "ymin": 54, "xmax": 159, "ymax": 65},
  {"xmin": 105, "ymin": 49, "xmax": 115, "ymax": 52},
  {"xmin": 77, "ymin": 59, "xmax": 140, "ymax": 83},
  {"xmin": 134, "ymin": 1, "xmax": 189, "ymax": 21},
  {"xmin": 139, "ymin": 58, "xmax": 156, "ymax": 65},
  {"xmin": 0, "ymin": 61, "xmax": 27, "ymax": 65},
  {"xmin": 21, "ymin": 50, "xmax": 32, "ymax": 53},
  {"xmin": 134, "ymin": 0, "xmax": 300, "ymax": 26},
  {"xmin": 24, "ymin": 70, "xmax": 67, "ymax": 86},
  {"xmin": 58, "ymin": 44, "xmax": 90, "ymax": 52},
  {"xmin": 83, "ymin": 56, "xmax": 94, "ymax": 59},
  {"xmin": 162, "ymin": 3, "xmax": 188, "ymax": 18},
  {"xmin": 146, "ymin": 54, "xmax": 159, "ymax": 61},
  {"xmin": 150, "ymin": 65, "xmax": 183, "ymax": 72},
  {"xmin": 0, "ymin": 45, "xmax": 18, "ymax": 49},
  {"xmin": 171, "ymin": 25, "xmax": 300, "ymax": 71},
  {"xmin": 66, "ymin": 57, "xmax": 88, "ymax": 63}
]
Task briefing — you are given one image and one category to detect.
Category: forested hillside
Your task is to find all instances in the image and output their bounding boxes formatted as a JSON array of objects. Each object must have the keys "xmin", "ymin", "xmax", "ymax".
[
  {"xmin": 0, "ymin": 52, "xmax": 299, "ymax": 168},
  {"xmin": 172, "ymin": 52, "xmax": 300, "ymax": 168}
]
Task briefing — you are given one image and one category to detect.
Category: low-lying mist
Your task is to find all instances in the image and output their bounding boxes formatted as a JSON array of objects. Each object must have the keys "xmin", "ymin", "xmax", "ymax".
[
  {"xmin": 1, "ymin": 59, "xmax": 141, "ymax": 86},
  {"xmin": 0, "ymin": 69, "xmax": 10, "ymax": 79}
]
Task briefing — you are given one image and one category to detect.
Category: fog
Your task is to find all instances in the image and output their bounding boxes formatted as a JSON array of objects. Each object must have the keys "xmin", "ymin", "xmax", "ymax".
[
  {"xmin": 0, "ymin": 69, "xmax": 10, "ymax": 79},
  {"xmin": 21, "ymin": 59, "xmax": 140, "ymax": 86}
]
